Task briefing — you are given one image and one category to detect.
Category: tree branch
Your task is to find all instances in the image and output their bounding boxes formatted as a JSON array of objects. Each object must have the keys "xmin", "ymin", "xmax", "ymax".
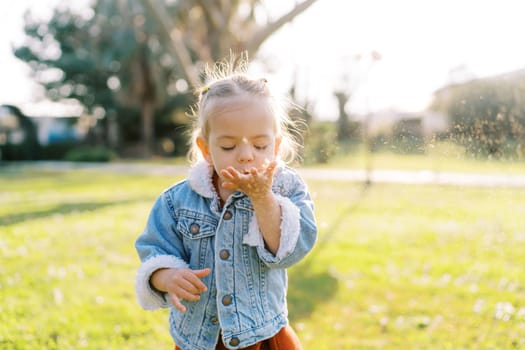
[
  {"xmin": 141, "ymin": 0, "xmax": 201, "ymax": 87},
  {"xmin": 196, "ymin": 0, "xmax": 225, "ymax": 30},
  {"xmin": 247, "ymin": 0, "xmax": 318, "ymax": 55}
]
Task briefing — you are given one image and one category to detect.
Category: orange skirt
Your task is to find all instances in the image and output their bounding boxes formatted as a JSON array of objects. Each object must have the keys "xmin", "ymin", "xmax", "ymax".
[{"xmin": 175, "ymin": 324, "xmax": 302, "ymax": 350}]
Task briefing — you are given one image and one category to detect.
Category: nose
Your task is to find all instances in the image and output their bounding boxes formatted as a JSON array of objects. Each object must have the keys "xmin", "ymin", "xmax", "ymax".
[{"xmin": 237, "ymin": 140, "xmax": 254, "ymax": 163}]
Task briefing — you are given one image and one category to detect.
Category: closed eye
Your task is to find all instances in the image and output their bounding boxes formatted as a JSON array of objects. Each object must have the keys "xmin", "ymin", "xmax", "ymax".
[
  {"xmin": 254, "ymin": 145, "xmax": 268, "ymax": 150},
  {"xmin": 221, "ymin": 146, "xmax": 235, "ymax": 151}
]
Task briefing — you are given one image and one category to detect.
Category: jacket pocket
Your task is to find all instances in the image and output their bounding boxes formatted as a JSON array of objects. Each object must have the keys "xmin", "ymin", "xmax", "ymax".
[{"xmin": 176, "ymin": 209, "xmax": 217, "ymax": 240}]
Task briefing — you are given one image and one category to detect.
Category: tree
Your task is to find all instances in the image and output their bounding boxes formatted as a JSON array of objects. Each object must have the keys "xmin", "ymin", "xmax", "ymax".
[
  {"xmin": 14, "ymin": 0, "xmax": 179, "ymax": 156},
  {"xmin": 14, "ymin": 0, "xmax": 318, "ymax": 157},
  {"xmin": 334, "ymin": 90, "xmax": 351, "ymax": 142},
  {"xmin": 432, "ymin": 76, "xmax": 525, "ymax": 159},
  {"xmin": 142, "ymin": 0, "xmax": 318, "ymax": 87}
]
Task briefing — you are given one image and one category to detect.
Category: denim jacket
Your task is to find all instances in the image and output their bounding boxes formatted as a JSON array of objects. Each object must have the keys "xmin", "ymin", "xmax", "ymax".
[{"xmin": 135, "ymin": 161, "xmax": 317, "ymax": 350}]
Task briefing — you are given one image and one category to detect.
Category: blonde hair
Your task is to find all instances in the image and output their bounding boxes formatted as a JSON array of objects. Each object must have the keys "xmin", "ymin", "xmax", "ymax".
[{"xmin": 188, "ymin": 55, "xmax": 301, "ymax": 164}]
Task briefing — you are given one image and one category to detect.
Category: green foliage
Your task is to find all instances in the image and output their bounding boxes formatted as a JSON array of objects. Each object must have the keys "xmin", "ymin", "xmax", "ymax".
[
  {"xmin": 390, "ymin": 118, "xmax": 425, "ymax": 154},
  {"xmin": 13, "ymin": 1, "xmax": 316, "ymax": 157},
  {"xmin": 1, "ymin": 166, "xmax": 524, "ymax": 349},
  {"xmin": 432, "ymin": 77, "xmax": 525, "ymax": 159},
  {"xmin": 302, "ymin": 121, "xmax": 339, "ymax": 164},
  {"xmin": 0, "ymin": 105, "xmax": 39, "ymax": 161},
  {"xmin": 14, "ymin": 0, "xmax": 192, "ymax": 154},
  {"xmin": 17, "ymin": 2, "xmax": 123, "ymax": 112},
  {"xmin": 64, "ymin": 146, "xmax": 116, "ymax": 162},
  {"xmin": 36, "ymin": 141, "xmax": 78, "ymax": 160}
]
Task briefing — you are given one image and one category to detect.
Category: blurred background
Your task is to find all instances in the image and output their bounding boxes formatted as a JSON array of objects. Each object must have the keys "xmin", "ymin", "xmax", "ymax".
[
  {"xmin": 2, "ymin": 0, "xmax": 525, "ymax": 165},
  {"xmin": 2, "ymin": 2, "xmax": 525, "ymax": 349}
]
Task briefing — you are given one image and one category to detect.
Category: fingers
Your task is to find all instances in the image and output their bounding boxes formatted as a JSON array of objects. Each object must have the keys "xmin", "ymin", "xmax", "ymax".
[
  {"xmin": 174, "ymin": 287, "xmax": 201, "ymax": 304},
  {"xmin": 220, "ymin": 166, "xmax": 241, "ymax": 180},
  {"xmin": 176, "ymin": 277, "xmax": 204, "ymax": 296},
  {"xmin": 186, "ymin": 268, "xmax": 210, "ymax": 292},
  {"xmin": 167, "ymin": 268, "xmax": 211, "ymax": 313},
  {"xmin": 170, "ymin": 295, "xmax": 187, "ymax": 313},
  {"xmin": 220, "ymin": 167, "xmax": 248, "ymax": 190},
  {"xmin": 220, "ymin": 165, "xmax": 266, "ymax": 184},
  {"xmin": 194, "ymin": 268, "xmax": 212, "ymax": 278},
  {"xmin": 265, "ymin": 160, "xmax": 278, "ymax": 175},
  {"xmin": 219, "ymin": 162, "xmax": 277, "ymax": 196},
  {"xmin": 221, "ymin": 180, "xmax": 237, "ymax": 190},
  {"xmin": 221, "ymin": 167, "xmax": 251, "ymax": 184},
  {"xmin": 220, "ymin": 168, "xmax": 240, "ymax": 189}
]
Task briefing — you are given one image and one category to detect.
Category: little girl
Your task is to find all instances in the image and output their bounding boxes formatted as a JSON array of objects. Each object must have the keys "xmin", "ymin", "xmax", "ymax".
[{"xmin": 135, "ymin": 58, "xmax": 317, "ymax": 350}]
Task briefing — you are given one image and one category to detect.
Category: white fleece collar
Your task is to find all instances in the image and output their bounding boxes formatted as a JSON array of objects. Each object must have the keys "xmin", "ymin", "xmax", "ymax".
[{"xmin": 187, "ymin": 160, "xmax": 216, "ymax": 198}]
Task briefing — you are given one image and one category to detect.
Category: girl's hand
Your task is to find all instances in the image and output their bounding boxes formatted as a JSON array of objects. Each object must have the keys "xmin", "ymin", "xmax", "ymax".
[
  {"xmin": 220, "ymin": 160, "xmax": 278, "ymax": 202},
  {"xmin": 151, "ymin": 267, "xmax": 211, "ymax": 313}
]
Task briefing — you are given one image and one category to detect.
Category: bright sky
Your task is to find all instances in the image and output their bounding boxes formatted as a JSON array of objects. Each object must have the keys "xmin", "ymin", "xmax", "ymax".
[{"xmin": 2, "ymin": 0, "xmax": 525, "ymax": 119}]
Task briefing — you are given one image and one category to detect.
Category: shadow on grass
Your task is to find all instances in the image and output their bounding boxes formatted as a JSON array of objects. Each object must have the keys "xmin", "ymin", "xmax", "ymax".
[
  {"xmin": 288, "ymin": 184, "xmax": 370, "ymax": 323},
  {"xmin": 0, "ymin": 199, "xmax": 143, "ymax": 226}
]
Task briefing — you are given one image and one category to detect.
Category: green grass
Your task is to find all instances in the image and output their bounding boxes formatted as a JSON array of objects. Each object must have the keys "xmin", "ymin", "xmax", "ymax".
[
  {"xmin": 1, "ymin": 165, "xmax": 525, "ymax": 349},
  {"xmin": 117, "ymin": 141, "xmax": 525, "ymax": 174},
  {"xmin": 315, "ymin": 142, "xmax": 525, "ymax": 174}
]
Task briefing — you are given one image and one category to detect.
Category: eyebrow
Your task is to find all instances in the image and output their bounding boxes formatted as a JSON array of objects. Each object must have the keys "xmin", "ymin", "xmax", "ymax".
[{"xmin": 216, "ymin": 134, "xmax": 271, "ymax": 141}]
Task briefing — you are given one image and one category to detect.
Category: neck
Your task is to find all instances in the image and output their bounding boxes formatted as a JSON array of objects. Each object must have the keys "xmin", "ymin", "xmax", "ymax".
[{"xmin": 213, "ymin": 172, "xmax": 233, "ymax": 206}]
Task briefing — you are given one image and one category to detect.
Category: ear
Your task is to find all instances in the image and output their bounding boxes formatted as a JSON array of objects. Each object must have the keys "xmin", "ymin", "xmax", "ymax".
[
  {"xmin": 196, "ymin": 136, "xmax": 211, "ymax": 162},
  {"xmin": 274, "ymin": 136, "xmax": 282, "ymax": 157}
]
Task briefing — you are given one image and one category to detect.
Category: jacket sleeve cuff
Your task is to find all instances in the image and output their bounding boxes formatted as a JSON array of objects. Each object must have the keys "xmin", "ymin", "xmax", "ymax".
[
  {"xmin": 243, "ymin": 194, "xmax": 301, "ymax": 262},
  {"xmin": 135, "ymin": 254, "xmax": 189, "ymax": 310}
]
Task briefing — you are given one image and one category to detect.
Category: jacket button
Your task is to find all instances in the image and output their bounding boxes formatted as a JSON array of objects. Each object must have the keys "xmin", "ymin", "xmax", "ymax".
[
  {"xmin": 190, "ymin": 223, "xmax": 200, "ymax": 234},
  {"xmin": 210, "ymin": 316, "xmax": 219, "ymax": 325},
  {"xmin": 223, "ymin": 211, "xmax": 232, "ymax": 220},
  {"xmin": 222, "ymin": 294, "xmax": 233, "ymax": 306},
  {"xmin": 219, "ymin": 249, "xmax": 230, "ymax": 260},
  {"xmin": 229, "ymin": 337, "xmax": 240, "ymax": 347}
]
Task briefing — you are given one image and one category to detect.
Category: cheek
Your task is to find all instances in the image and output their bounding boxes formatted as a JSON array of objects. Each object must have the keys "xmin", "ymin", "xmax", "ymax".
[
  {"xmin": 267, "ymin": 143, "xmax": 279, "ymax": 157},
  {"xmin": 260, "ymin": 148, "xmax": 277, "ymax": 162},
  {"xmin": 210, "ymin": 150, "xmax": 231, "ymax": 165}
]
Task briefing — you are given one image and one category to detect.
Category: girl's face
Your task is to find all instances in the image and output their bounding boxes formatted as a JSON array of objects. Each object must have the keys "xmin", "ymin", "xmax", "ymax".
[{"xmin": 197, "ymin": 96, "xmax": 281, "ymax": 178}]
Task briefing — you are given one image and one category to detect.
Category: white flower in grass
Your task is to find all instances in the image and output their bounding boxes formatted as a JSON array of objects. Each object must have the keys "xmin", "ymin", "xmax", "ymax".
[
  {"xmin": 53, "ymin": 288, "xmax": 63, "ymax": 305},
  {"xmin": 494, "ymin": 301, "xmax": 515, "ymax": 321}
]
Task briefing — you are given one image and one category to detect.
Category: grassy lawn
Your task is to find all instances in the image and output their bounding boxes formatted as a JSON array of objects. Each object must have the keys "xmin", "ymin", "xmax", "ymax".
[
  {"xmin": 314, "ymin": 142, "xmax": 525, "ymax": 174},
  {"xmin": 1, "ymin": 165, "xmax": 524, "ymax": 349},
  {"xmin": 132, "ymin": 141, "xmax": 525, "ymax": 174}
]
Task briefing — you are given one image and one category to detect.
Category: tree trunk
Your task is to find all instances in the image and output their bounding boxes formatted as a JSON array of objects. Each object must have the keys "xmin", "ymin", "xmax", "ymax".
[{"xmin": 142, "ymin": 100, "xmax": 154, "ymax": 157}]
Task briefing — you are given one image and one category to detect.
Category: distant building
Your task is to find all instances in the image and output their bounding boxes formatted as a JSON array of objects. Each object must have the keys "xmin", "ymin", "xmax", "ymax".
[
  {"xmin": 0, "ymin": 105, "xmax": 38, "ymax": 160},
  {"xmin": 364, "ymin": 109, "xmax": 449, "ymax": 138},
  {"xmin": 432, "ymin": 68, "xmax": 525, "ymax": 116},
  {"xmin": 0, "ymin": 104, "xmax": 89, "ymax": 160},
  {"xmin": 30, "ymin": 116, "xmax": 86, "ymax": 146}
]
